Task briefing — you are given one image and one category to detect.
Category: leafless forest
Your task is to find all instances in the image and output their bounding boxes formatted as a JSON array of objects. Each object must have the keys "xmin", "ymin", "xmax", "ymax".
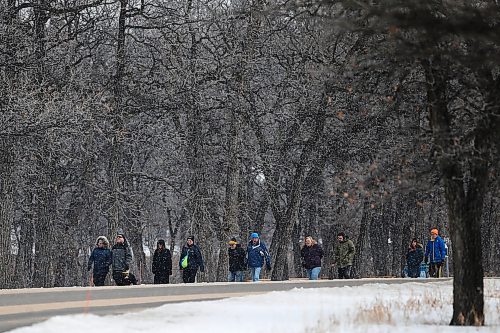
[{"xmin": 0, "ymin": 0, "xmax": 498, "ymax": 299}]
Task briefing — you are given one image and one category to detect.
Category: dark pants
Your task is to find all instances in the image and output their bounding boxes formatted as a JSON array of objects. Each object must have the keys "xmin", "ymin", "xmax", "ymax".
[
  {"xmin": 338, "ymin": 266, "xmax": 352, "ymax": 279},
  {"xmin": 93, "ymin": 273, "xmax": 107, "ymax": 286},
  {"xmin": 113, "ymin": 271, "xmax": 138, "ymax": 285},
  {"xmin": 154, "ymin": 273, "xmax": 170, "ymax": 284},
  {"xmin": 429, "ymin": 262, "xmax": 443, "ymax": 278},
  {"xmin": 182, "ymin": 268, "xmax": 198, "ymax": 283},
  {"xmin": 408, "ymin": 265, "xmax": 420, "ymax": 278}
]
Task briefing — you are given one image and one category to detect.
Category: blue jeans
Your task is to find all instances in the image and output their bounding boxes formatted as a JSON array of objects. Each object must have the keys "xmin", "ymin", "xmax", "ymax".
[
  {"xmin": 228, "ymin": 271, "xmax": 243, "ymax": 282},
  {"xmin": 250, "ymin": 267, "xmax": 262, "ymax": 282},
  {"xmin": 306, "ymin": 267, "xmax": 321, "ymax": 280}
]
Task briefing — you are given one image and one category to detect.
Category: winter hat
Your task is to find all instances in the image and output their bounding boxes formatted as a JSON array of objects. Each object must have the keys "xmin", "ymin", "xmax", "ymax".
[
  {"xmin": 187, "ymin": 236, "xmax": 195, "ymax": 242},
  {"xmin": 157, "ymin": 239, "xmax": 166, "ymax": 247},
  {"xmin": 430, "ymin": 229, "xmax": 439, "ymax": 235},
  {"xmin": 250, "ymin": 232, "xmax": 259, "ymax": 239},
  {"xmin": 228, "ymin": 237, "xmax": 238, "ymax": 245},
  {"xmin": 116, "ymin": 233, "xmax": 126, "ymax": 240}
]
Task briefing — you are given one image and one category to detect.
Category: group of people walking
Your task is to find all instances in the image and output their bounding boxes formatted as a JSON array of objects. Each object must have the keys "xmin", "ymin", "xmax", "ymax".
[
  {"xmin": 87, "ymin": 228, "xmax": 444, "ymax": 286},
  {"xmin": 87, "ymin": 233, "xmax": 137, "ymax": 286},
  {"xmin": 405, "ymin": 228, "xmax": 447, "ymax": 278}
]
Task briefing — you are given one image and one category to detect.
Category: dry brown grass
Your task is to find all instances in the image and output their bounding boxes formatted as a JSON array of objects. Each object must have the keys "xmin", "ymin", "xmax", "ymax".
[{"xmin": 354, "ymin": 302, "xmax": 393, "ymax": 324}]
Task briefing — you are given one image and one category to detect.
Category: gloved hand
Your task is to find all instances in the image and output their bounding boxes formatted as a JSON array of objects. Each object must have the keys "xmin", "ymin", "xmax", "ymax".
[
  {"xmin": 424, "ymin": 257, "xmax": 429, "ymax": 264},
  {"xmin": 266, "ymin": 263, "xmax": 272, "ymax": 271}
]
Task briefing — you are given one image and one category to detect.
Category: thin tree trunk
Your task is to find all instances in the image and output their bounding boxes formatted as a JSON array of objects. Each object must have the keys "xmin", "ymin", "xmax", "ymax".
[
  {"xmin": 216, "ymin": 111, "xmax": 241, "ymax": 281},
  {"xmin": 0, "ymin": 138, "xmax": 14, "ymax": 289}
]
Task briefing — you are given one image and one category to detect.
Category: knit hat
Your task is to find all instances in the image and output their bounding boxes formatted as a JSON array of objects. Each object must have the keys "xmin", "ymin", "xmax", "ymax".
[
  {"xmin": 157, "ymin": 239, "xmax": 166, "ymax": 247},
  {"xmin": 430, "ymin": 229, "xmax": 439, "ymax": 235},
  {"xmin": 250, "ymin": 232, "xmax": 259, "ymax": 239},
  {"xmin": 228, "ymin": 237, "xmax": 238, "ymax": 245},
  {"xmin": 187, "ymin": 236, "xmax": 195, "ymax": 242}
]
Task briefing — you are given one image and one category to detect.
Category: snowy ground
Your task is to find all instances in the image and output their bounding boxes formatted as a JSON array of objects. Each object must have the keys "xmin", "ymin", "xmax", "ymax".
[{"xmin": 10, "ymin": 279, "xmax": 500, "ymax": 333}]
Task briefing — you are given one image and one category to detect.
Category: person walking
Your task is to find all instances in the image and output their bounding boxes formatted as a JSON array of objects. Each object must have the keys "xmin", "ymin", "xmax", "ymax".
[
  {"xmin": 87, "ymin": 236, "xmax": 112, "ymax": 286},
  {"xmin": 333, "ymin": 232, "xmax": 355, "ymax": 279},
  {"xmin": 179, "ymin": 236, "xmax": 205, "ymax": 283},
  {"xmin": 300, "ymin": 236, "xmax": 324, "ymax": 280},
  {"xmin": 111, "ymin": 233, "xmax": 136, "ymax": 286},
  {"xmin": 228, "ymin": 237, "xmax": 246, "ymax": 282},
  {"xmin": 406, "ymin": 238, "xmax": 424, "ymax": 278},
  {"xmin": 246, "ymin": 232, "xmax": 271, "ymax": 282},
  {"xmin": 425, "ymin": 229, "xmax": 447, "ymax": 278},
  {"xmin": 152, "ymin": 239, "xmax": 172, "ymax": 284}
]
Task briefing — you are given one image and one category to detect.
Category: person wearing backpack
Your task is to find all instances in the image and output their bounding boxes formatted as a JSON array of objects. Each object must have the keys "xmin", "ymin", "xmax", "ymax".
[{"xmin": 179, "ymin": 236, "xmax": 205, "ymax": 283}]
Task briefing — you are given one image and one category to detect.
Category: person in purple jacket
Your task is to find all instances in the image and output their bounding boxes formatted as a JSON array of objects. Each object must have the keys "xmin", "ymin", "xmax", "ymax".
[
  {"xmin": 425, "ymin": 228, "xmax": 447, "ymax": 278},
  {"xmin": 300, "ymin": 236, "xmax": 324, "ymax": 280}
]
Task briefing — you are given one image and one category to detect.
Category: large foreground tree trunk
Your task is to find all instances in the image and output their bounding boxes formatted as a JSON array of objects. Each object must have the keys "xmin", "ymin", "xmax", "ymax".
[{"xmin": 423, "ymin": 57, "xmax": 486, "ymax": 325}]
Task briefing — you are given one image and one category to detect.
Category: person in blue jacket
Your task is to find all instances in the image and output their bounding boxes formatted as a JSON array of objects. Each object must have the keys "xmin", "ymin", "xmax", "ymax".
[
  {"xmin": 87, "ymin": 236, "xmax": 112, "ymax": 286},
  {"xmin": 179, "ymin": 236, "xmax": 205, "ymax": 283},
  {"xmin": 424, "ymin": 229, "xmax": 447, "ymax": 278},
  {"xmin": 246, "ymin": 232, "xmax": 271, "ymax": 282}
]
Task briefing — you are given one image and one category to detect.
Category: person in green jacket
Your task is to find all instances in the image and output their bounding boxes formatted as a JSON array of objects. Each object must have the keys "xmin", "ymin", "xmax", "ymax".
[{"xmin": 333, "ymin": 232, "xmax": 355, "ymax": 279}]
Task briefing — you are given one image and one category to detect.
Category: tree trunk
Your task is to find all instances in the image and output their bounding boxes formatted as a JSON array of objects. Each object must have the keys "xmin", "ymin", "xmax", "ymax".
[
  {"xmin": 0, "ymin": 137, "xmax": 14, "ymax": 289},
  {"xmin": 216, "ymin": 111, "xmax": 241, "ymax": 281},
  {"xmin": 270, "ymin": 90, "xmax": 327, "ymax": 281},
  {"xmin": 423, "ymin": 57, "xmax": 485, "ymax": 326}
]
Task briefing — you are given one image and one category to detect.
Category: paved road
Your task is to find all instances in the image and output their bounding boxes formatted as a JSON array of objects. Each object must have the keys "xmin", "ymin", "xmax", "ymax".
[{"xmin": 0, "ymin": 278, "xmax": 450, "ymax": 332}]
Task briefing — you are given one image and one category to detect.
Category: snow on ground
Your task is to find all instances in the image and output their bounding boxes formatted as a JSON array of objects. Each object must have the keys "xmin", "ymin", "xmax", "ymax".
[{"xmin": 10, "ymin": 279, "xmax": 500, "ymax": 333}]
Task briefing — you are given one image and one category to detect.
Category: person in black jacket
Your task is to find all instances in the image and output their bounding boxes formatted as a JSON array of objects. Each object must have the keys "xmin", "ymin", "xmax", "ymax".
[
  {"xmin": 300, "ymin": 236, "xmax": 324, "ymax": 280},
  {"xmin": 87, "ymin": 236, "xmax": 112, "ymax": 286},
  {"xmin": 228, "ymin": 237, "xmax": 246, "ymax": 282},
  {"xmin": 152, "ymin": 239, "xmax": 172, "ymax": 284},
  {"xmin": 111, "ymin": 233, "xmax": 137, "ymax": 286},
  {"xmin": 179, "ymin": 236, "xmax": 205, "ymax": 283},
  {"xmin": 406, "ymin": 238, "xmax": 424, "ymax": 278}
]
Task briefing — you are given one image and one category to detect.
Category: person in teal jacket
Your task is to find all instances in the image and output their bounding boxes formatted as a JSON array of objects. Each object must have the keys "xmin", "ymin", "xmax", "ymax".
[{"xmin": 424, "ymin": 228, "xmax": 447, "ymax": 278}]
